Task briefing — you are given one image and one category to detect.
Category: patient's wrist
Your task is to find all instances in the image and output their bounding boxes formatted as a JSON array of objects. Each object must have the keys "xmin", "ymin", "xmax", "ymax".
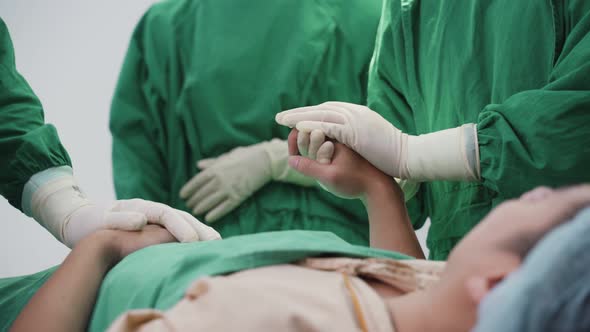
[
  {"xmin": 362, "ymin": 174, "xmax": 402, "ymax": 206},
  {"xmin": 75, "ymin": 230, "xmax": 124, "ymax": 268}
]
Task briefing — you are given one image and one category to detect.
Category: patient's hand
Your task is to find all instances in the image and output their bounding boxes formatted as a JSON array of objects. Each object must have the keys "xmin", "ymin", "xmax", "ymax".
[
  {"xmin": 290, "ymin": 129, "xmax": 421, "ymax": 202},
  {"xmin": 90, "ymin": 225, "xmax": 176, "ymax": 264},
  {"xmin": 287, "ymin": 129, "xmax": 398, "ymax": 200},
  {"xmin": 10, "ymin": 226, "xmax": 176, "ymax": 332}
]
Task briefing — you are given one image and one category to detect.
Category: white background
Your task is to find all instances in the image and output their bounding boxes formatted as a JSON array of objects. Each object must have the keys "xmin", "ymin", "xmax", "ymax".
[{"xmin": 0, "ymin": 1, "xmax": 429, "ymax": 277}]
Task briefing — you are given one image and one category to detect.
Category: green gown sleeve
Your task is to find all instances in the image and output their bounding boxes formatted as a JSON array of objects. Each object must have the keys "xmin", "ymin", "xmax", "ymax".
[
  {"xmin": 367, "ymin": 6, "xmax": 427, "ymax": 229},
  {"xmin": 110, "ymin": 12, "xmax": 170, "ymax": 204},
  {"xmin": 477, "ymin": 1, "xmax": 590, "ymax": 200},
  {"xmin": 0, "ymin": 19, "xmax": 71, "ymax": 210}
]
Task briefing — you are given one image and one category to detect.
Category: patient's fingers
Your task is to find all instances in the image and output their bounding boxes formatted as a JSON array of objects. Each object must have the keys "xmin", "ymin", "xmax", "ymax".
[
  {"xmin": 316, "ymin": 141, "xmax": 334, "ymax": 164},
  {"xmin": 308, "ymin": 130, "xmax": 326, "ymax": 160},
  {"xmin": 288, "ymin": 129, "xmax": 300, "ymax": 156},
  {"xmin": 297, "ymin": 129, "xmax": 310, "ymax": 157},
  {"xmin": 288, "ymin": 155, "xmax": 327, "ymax": 180}
]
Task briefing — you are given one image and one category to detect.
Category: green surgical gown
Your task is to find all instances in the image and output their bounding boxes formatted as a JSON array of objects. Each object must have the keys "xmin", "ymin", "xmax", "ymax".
[
  {"xmin": 369, "ymin": 0, "xmax": 590, "ymax": 259},
  {"xmin": 0, "ymin": 19, "xmax": 71, "ymax": 210},
  {"xmin": 0, "ymin": 230, "xmax": 410, "ymax": 331},
  {"xmin": 110, "ymin": 0, "xmax": 384, "ymax": 245}
]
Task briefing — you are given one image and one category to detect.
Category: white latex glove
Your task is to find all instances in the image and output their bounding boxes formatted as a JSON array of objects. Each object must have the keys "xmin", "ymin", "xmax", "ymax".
[
  {"xmin": 295, "ymin": 129, "xmax": 420, "ymax": 201},
  {"xmin": 276, "ymin": 101, "xmax": 480, "ymax": 181},
  {"xmin": 296, "ymin": 129, "xmax": 334, "ymax": 164},
  {"xmin": 22, "ymin": 166, "xmax": 221, "ymax": 248},
  {"xmin": 179, "ymin": 139, "xmax": 334, "ymax": 223}
]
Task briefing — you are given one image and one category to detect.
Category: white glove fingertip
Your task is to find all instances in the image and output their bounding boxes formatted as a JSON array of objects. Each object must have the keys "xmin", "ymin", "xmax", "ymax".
[
  {"xmin": 154, "ymin": 209, "xmax": 200, "ymax": 243},
  {"xmin": 185, "ymin": 179, "xmax": 219, "ymax": 210},
  {"xmin": 180, "ymin": 172, "xmax": 214, "ymax": 199},
  {"xmin": 197, "ymin": 158, "xmax": 216, "ymax": 170},
  {"xmin": 204, "ymin": 200, "xmax": 235, "ymax": 224},
  {"xmin": 179, "ymin": 183, "xmax": 193, "ymax": 200},
  {"xmin": 275, "ymin": 112, "xmax": 286, "ymax": 125},
  {"xmin": 175, "ymin": 230, "xmax": 200, "ymax": 243},
  {"xmin": 275, "ymin": 106, "xmax": 314, "ymax": 127},
  {"xmin": 178, "ymin": 210, "xmax": 222, "ymax": 241},
  {"xmin": 195, "ymin": 223, "xmax": 222, "ymax": 241},
  {"xmin": 192, "ymin": 192, "xmax": 226, "ymax": 216}
]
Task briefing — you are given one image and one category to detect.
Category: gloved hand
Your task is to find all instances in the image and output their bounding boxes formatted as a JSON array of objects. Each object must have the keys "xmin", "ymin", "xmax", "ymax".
[
  {"xmin": 292, "ymin": 129, "xmax": 420, "ymax": 201},
  {"xmin": 295, "ymin": 129, "xmax": 334, "ymax": 164},
  {"xmin": 276, "ymin": 102, "xmax": 480, "ymax": 181},
  {"xmin": 179, "ymin": 139, "xmax": 334, "ymax": 223},
  {"xmin": 22, "ymin": 167, "xmax": 221, "ymax": 248}
]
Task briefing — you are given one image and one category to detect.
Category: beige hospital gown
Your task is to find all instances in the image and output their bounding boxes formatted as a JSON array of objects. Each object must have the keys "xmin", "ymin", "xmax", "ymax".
[{"xmin": 108, "ymin": 257, "xmax": 445, "ymax": 331}]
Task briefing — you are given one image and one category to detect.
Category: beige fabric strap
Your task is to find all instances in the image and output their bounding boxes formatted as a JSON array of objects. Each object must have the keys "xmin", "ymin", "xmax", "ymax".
[
  {"xmin": 342, "ymin": 272, "xmax": 369, "ymax": 332},
  {"xmin": 298, "ymin": 257, "xmax": 445, "ymax": 292}
]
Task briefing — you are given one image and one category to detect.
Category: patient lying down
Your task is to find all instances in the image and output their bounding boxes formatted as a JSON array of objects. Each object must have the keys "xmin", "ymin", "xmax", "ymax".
[{"xmin": 10, "ymin": 132, "xmax": 590, "ymax": 331}]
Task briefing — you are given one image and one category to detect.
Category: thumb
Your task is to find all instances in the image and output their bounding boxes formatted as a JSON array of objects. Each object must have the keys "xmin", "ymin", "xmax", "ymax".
[
  {"xmin": 197, "ymin": 158, "xmax": 217, "ymax": 170},
  {"xmin": 288, "ymin": 155, "xmax": 330, "ymax": 181}
]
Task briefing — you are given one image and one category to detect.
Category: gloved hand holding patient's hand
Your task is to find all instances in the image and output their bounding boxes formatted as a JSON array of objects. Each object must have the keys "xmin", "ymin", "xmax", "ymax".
[
  {"xmin": 89, "ymin": 224, "xmax": 177, "ymax": 263},
  {"xmin": 291, "ymin": 128, "xmax": 420, "ymax": 201},
  {"xmin": 292, "ymin": 129, "xmax": 334, "ymax": 164},
  {"xmin": 24, "ymin": 166, "xmax": 221, "ymax": 248},
  {"xmin": 277, "ymin": 102, "xmax": 479, "ymax": 182},
  {"xmin": 180, "ymin": 139, "xmax": 334, "ymax": 223},
  {"xmin": 287, "ymin": 129, "xmax": 396, "ymax": 200}
]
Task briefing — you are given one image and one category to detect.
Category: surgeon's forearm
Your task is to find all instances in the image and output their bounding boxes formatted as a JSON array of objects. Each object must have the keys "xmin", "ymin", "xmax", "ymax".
[
  {"xmin": 363, "ymin": 177, "xmax": 424, "ymax": 258},
  {"xmin": 10, "ymin": 233, "xmax": 119, "ymax": 332}
]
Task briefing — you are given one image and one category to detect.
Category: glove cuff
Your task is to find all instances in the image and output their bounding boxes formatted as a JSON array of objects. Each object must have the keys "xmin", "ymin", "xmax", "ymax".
[
  {"xmin": 404, "ymin": 124, "xmax": 480, "ymax": 181},
  {"xmin": 263, "ymin": 139, "xmax": 315, "ymax": 186},
  {"xmin": 24, "ymin": 167, "xmax": 91, "ymax": 242},
  {"xmin": 22, "ymin": 166, "xmax": 73, "ymax": 216}
]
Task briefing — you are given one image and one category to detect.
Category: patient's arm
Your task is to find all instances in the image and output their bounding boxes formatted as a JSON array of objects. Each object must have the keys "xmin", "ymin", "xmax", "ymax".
[
  {"xmin": 10, "ymin": 226, "xmax": 175, "ymax": 332},
  {"xmin": 363, "ymin": 174, "xmax": 423, "ymax": 257},
  {"xmin": 287, "ymin": 129, "xmax": 424, "ymax": 257}
]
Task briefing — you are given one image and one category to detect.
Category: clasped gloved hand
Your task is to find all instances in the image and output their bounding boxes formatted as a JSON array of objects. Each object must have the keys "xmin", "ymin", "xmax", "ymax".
[
  {"xmin": 276, "ymin": 101, "xmax": 480, "ymax": 182},
  {"xmin": 23, "ymin": 166, "xmax": 221, "ymax": 248},
  {"xmin": 292, "ymin": 128, "xmax": 420, "ymax": 201},
  {"xmin": 180, "ymin": 138, "xmax": 334, "ymax": 223}
]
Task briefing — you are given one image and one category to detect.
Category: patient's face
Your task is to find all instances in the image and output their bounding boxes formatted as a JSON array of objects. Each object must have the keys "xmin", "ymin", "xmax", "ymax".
[
  {"xmin": 426, "ymin": 186, "xmax": 590, "ymax": 332},
  {"xmin": 450, "ymin": 185, "xmax": 590, "ymax": 271}
]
